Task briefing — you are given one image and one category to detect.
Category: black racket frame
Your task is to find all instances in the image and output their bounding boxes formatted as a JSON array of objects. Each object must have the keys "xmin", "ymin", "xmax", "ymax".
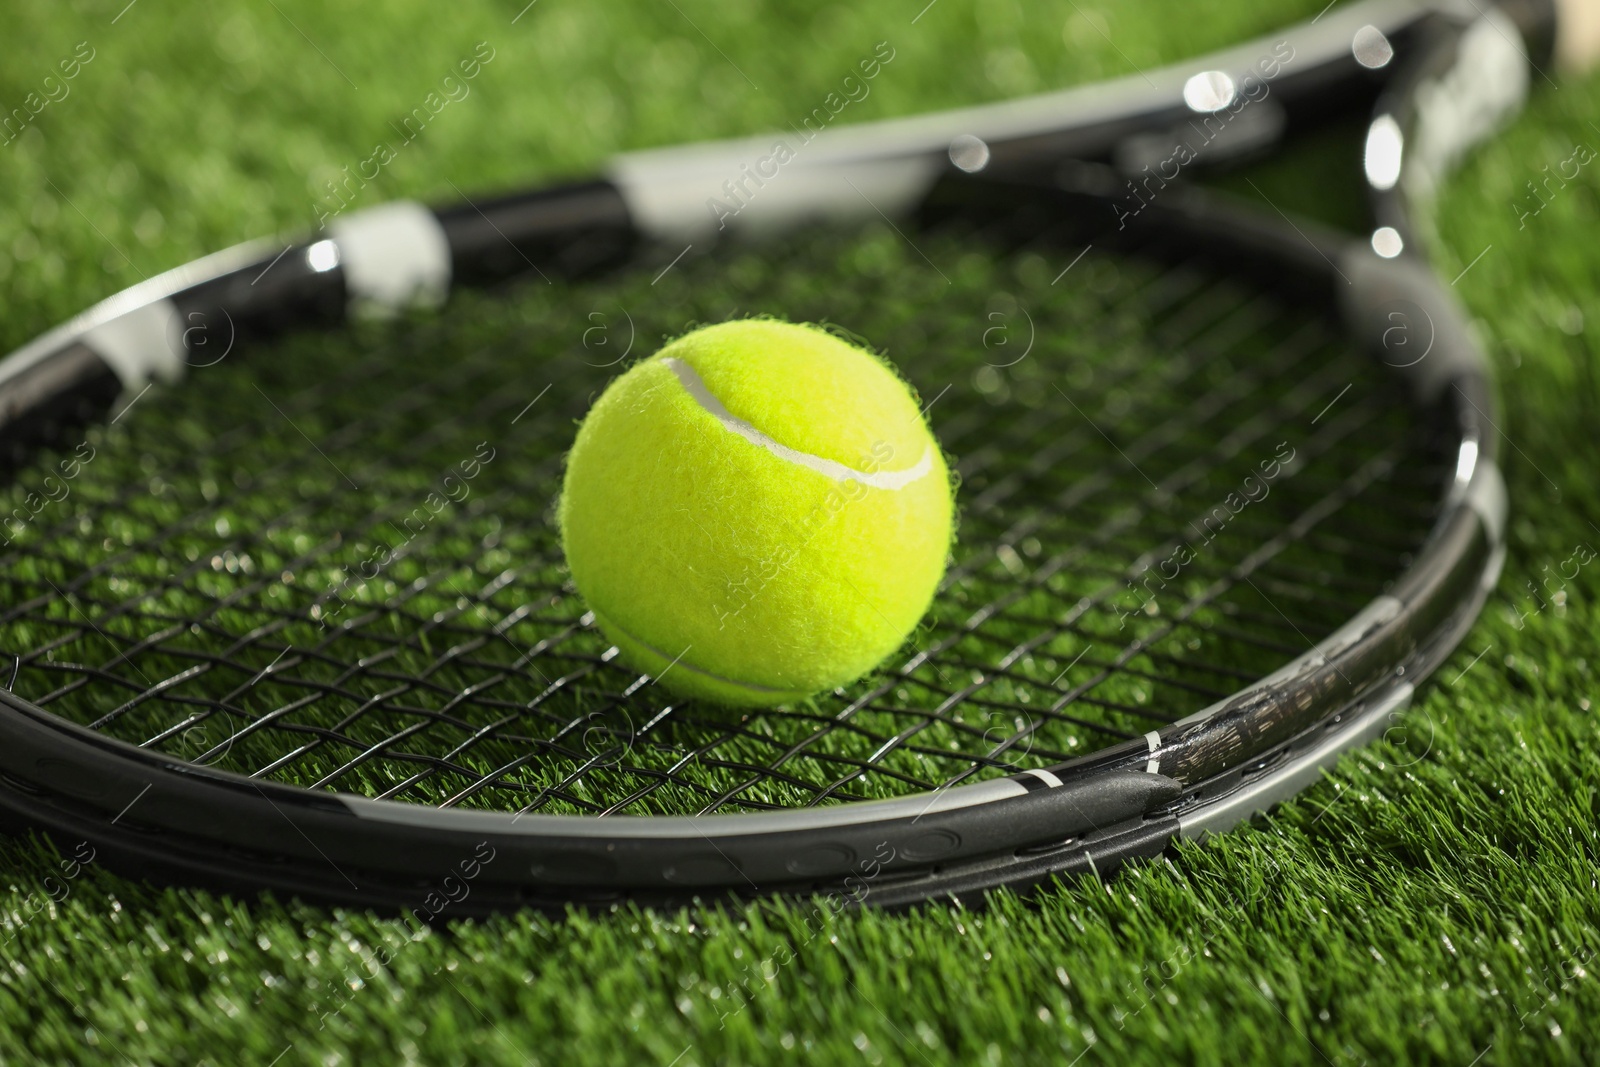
[{"xmin": 0, "ymin": 0, "xmax": 1544, "ymax": 913}]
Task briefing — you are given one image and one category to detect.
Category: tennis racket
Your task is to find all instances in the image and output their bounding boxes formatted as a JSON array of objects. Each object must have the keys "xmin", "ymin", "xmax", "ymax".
[{"xmin": 0, "ymin": 0, "xmax": 1590, "ymax": 915}]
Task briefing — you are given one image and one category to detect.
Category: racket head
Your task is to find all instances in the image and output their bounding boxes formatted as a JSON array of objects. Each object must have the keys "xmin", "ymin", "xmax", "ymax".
[{"xmin": 0, "ymin": 0, "xmax": 1526, "ymax": 912}]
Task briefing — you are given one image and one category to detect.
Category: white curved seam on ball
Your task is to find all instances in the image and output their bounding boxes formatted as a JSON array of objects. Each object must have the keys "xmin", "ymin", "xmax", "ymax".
[
  {"xmin": 593, "ymin": 606, "xmax": 801, "ymax": 697},
  {"xmin": 663, "ymin": 357, "xmax": 933, "ymax": 489}
]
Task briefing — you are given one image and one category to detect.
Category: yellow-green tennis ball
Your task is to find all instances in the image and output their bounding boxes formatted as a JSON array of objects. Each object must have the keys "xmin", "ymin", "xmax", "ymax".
[{"xmin": 559, "ymin": 319, "xmax": 954, "ymax": 707}]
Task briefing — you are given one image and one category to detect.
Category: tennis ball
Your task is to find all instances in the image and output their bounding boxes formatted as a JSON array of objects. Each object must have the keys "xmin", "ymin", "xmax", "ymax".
[{"xmin": 559, "ymin": 319, "xmax": 954, "ymax": 707}]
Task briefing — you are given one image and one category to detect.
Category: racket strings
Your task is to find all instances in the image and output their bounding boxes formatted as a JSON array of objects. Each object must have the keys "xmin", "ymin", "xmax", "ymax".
[
  {"xmin": 4, "ymin": 324, "xmax": 520, "ymax": 614},
  {"xmin": 875, "ymin": 444, "xmax": 1408, "ymax": 794},
  {"xmin": 0, "ymin": 222, "xmax": 1450, "ymax": 817},
  {"xmin": 7, "ymin": 325, "xmax": 578, "ymax": 710}
]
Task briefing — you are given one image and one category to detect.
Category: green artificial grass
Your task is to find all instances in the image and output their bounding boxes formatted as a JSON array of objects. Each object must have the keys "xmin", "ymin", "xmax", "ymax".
[{"xmin": 1, "ymin": 0, "xmax": 1598, "ymax": 1064}]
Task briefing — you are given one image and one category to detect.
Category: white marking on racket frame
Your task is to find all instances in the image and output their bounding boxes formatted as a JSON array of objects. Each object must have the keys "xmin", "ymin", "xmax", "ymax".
[
  {"xmin": 82, "ymin": 298, "xmax": 186, "ymax": 389},
  {"xmin": 1464, "ymin": 455, "xmax": 1507, "ymax": 545},
  {"xmin": 0, "ymin": 238, "xmax": 271, "ymax": 393},
  {"xmin": 614, "ymin": 153, "xmax": 942, "ymax": 242},
  {"xmin": 329, "ymin": 200, "xmax": 452, "ymax": 314},
  {"xmin": 1482, "ymin": 542, "xmax": 1508, "ymax": 593},
  {"xmin": 1144, "ymin": 730, "xmax": 1162, "ymax": 775},
  {"xmin": 1023, "ymin": 768, "xmax": 1063, "ymax": 789},
  {"xmin": 664, "ymin": 357, "xmax": 933, "ymax": 489}
]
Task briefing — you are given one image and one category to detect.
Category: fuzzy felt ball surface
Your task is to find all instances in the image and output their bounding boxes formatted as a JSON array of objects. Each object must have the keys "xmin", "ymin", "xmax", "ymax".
[{"xmin": 558, "ymin": 319, "xmax": 954, "ymax": 706}]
